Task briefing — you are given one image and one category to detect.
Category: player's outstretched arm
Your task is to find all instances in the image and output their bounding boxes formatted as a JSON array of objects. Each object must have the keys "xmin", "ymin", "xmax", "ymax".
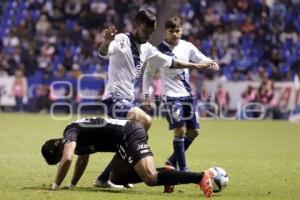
[
  {"xmin": 69, "ymin": 155, "xmax": 90, "ymax": 188},
  {"xmin": 98, "ymin": 26, "xmax": 118, "ymax": 56},
  {"xmin": 172, "ymin": 59, "xmax": 216, "ymax": 70},
  {"xmin": 51, "ymin": 142, "xmax": 76, "ymax": 190}
]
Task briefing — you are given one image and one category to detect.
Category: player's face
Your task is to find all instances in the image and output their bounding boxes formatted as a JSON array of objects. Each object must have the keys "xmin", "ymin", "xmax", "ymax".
[
  {"xmin": 166, "ymin": 27, "xmax": 182, "ymax": 45},
  {"xmin": 136, "ymin": 23, "xmax": 156, "ymax": 44}
]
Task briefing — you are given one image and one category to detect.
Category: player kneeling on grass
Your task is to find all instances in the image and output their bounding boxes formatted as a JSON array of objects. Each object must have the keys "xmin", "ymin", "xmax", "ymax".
[{"xmin": 41, "ymin": 117, "xmax": 214, "ymax": 198}]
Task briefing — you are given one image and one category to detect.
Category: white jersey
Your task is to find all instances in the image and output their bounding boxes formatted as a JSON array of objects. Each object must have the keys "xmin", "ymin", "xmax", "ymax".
[
  {"xmin": 143, "ymin": 39, "xmax": 212, "ymax": 97},
  {"xmin": 99, "ymin": 33, "xmax": 173, "ymax": 101}
]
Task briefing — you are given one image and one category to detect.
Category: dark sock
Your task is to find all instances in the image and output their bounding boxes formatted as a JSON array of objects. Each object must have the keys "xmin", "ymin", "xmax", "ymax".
[
  {"xmin": 157, "ymin": 170, "xmax": 203, "ymax": 185},
  {"xmin": 114, "ymin": 168, "xmax": 165, "ymax": 185},
  {"xmin": 173, "ymin": 136, "xmax": 187, "ymax": 171},
  {"xmin": 97, "ymin": 160, "xmax": 113, "ymax": 182},
  {"xmin": 167, "ymin": 135, "xmax": 194, "ymax": 167},
  {"xmin": 184, "ymin": 135, "xmax": 193, "ymax": 150},
  {"xmin": 113, "ymin": 168, "xmax": 203, "ymax": 186},
  {"xmin": 167, "ymin": 154, "xmax": 177, "ymax": 167}
]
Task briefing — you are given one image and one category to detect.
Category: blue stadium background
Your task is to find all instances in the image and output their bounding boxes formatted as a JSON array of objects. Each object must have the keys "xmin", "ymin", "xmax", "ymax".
[{"xmin": 0, "ymin": 0, "xmax": 299, "ymax": 115}]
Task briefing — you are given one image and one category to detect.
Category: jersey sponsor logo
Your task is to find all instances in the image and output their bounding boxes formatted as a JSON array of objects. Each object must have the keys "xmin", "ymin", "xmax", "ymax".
[
  {"xmin": 136, "ymin": 144, "xmax": 149, "ymax": 151},
  {"xmin": 134, "ymin": 64, "xmax": 143, "ymax": 80}
]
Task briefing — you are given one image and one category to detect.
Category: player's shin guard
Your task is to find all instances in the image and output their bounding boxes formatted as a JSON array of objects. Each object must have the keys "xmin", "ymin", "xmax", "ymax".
[
  {"xmin": 173, "ymin": 136, "xmax": 188, "ymax": 171},
  {"xmin": 167, "ymin": 135, "xmax": 193, "ymax": 169}
]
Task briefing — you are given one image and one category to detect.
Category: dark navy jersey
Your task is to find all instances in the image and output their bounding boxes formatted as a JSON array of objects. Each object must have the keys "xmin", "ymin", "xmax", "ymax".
[{"xmin": 62, "ymin": 117, "xmax": 129, "ymax": 155}]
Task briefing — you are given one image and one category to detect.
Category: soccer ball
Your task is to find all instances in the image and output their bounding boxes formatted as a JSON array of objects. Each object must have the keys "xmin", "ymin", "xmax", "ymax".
[{"xmin": 209, "ymin": 167, "xmax": 229, "ymax": 193}]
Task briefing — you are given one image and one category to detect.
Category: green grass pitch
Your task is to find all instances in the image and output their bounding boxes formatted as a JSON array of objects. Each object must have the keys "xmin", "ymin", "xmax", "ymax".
[{"xmin": 0, "ymin": 113, "xmax": 300, "ymax": 200}]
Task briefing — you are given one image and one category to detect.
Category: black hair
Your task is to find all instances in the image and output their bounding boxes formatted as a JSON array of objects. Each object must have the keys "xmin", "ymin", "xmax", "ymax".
[
  {"xmin": 41, "ymin": 138, "xmax": 63, "ymax": 165},
  {"xmin": 164, "ymin": 17, "xmax": 182, "ymax": 29},
  {"xmin": 134, "ymin": 9, "xmax": 156, "ymax": 28}
]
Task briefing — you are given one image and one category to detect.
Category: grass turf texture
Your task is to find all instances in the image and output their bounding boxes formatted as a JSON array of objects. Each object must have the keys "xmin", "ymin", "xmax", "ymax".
[{"xmin": 0, "ymin": 113, "xmax": 300, "ymax": 200}]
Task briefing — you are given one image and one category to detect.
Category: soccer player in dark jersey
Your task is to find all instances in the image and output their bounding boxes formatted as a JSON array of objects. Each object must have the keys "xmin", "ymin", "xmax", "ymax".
[{"xmin": 41, "ymin": 117, "xmax": 214, "ymax": 198}]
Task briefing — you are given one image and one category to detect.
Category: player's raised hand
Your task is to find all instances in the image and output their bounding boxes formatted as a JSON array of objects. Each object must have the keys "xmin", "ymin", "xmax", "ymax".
[{"xmin": 103, "ymin": 26, "xmax": 118, "ymax": 42}]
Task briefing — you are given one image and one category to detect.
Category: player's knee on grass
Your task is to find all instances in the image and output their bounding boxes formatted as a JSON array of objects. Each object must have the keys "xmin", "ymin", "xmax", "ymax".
[{"xmin": 186, "ymin": 129, "xmax": 199, "ymax": 140}]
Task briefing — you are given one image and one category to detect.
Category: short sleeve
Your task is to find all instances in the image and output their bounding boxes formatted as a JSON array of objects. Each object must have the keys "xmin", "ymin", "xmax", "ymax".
[
  {"xmin": 189, "ymin": 42, "xmax": 212, "ymax": 63},
  {"xmin": 62, "ymin": 124, "xmax": 78, "ymax": 144},
  {"xmin": 145, "ymin": 44, "xmax": 173, "ymax": 68}
]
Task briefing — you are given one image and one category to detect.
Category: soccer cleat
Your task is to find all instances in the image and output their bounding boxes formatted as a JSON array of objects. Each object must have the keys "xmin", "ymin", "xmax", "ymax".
[
  {"xmin": 163, "ymin": 165, "xmax": 176, "ymax": 193},
  {"xmin": 124, "ymin": 183, "xmax": 134, "ymax": 189},
  {"xmin": 199, "ymin": 169, "xmax": 214, "ymax": 198},
  {"xmin": 93, "ymin": 179, "xmax": 124, "ymax": 189},
  {"xmin": 180, "ymin": 167, "xmax": 190, "ymax": 172},
  {"xmin": 165, "ymin": 160, "xmax": 178, "ymax": 170}
]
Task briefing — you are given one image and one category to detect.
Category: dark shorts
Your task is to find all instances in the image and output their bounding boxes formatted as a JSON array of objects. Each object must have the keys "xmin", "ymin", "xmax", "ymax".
[
  {"xmin": 164, "ymin": 96, "xmax": 200, "ymax": 130},
  {"xmin": 117, "ymin": 122, "xmax": 153, "ymax": 166},
  {"xmin": 103, "ymin": 98, "xmax": 135, "ymax": 119}
]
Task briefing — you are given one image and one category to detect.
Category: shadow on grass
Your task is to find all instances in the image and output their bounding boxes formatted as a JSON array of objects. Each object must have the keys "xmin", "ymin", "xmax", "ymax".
[{"xmin": 22, "ymin": 185, "xmax": 203, "ymax": 198}]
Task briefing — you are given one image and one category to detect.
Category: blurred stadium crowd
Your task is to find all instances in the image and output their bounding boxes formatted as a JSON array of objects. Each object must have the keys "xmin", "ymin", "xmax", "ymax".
[
  {"xmin": 178, "ymin": 0, "xmax": 300, "ymax": 81},
  {"xmin": 0, "ymin": 0, "xmax": 299, "ymax": 119}
]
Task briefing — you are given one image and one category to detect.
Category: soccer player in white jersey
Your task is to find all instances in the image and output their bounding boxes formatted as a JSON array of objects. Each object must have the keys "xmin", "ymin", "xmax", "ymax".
[
  {"xmin": 143, "ymin": 17, "xmax": 219, "ymax": 173},
  {"xmin": 96, "ymin": 10, "xmax": 217, "ymax": 188}
]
